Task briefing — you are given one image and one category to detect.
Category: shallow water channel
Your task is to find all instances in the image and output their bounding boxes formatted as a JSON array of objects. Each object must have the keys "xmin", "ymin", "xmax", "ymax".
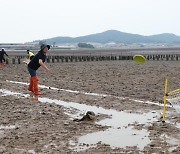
[
  {"xmin": 1, "ymin": 81, "xmax": 180, "ymax": 151},
  {"xmin": 0, "ymin": 88, "xmax": 161, "ymax": 151}
]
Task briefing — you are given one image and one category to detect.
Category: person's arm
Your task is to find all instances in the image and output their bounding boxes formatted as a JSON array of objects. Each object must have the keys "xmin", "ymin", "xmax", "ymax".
[
  {"xmin": 39, "ymin": 59, "xmax": 50, "ymax": 74},
  {"xmin": 4, "ymin": 51, "xmax": 8, "ymax": 57}
]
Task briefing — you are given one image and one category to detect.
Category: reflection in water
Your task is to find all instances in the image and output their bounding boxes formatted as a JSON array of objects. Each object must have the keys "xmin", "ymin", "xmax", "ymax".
[{"xmin": 75, "ymin": 127, "xmax": 150, "ymax": 151}]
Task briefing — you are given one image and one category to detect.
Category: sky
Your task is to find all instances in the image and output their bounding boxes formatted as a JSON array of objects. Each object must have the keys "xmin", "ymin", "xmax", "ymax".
[{"xmin": 0, "ymin": 0, "xmax": 180, "ymax": 43}]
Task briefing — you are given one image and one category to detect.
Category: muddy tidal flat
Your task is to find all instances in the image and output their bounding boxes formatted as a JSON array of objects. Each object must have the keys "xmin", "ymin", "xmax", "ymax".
[{"xmin": 0, "ymin": 60, "xmax": 180, "ymax": 153}]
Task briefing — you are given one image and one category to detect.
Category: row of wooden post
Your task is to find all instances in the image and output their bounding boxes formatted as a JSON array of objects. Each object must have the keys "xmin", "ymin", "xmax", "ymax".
[{"xmin": 6, "ymin": 54, "xmax": 180, "ymax": 64}]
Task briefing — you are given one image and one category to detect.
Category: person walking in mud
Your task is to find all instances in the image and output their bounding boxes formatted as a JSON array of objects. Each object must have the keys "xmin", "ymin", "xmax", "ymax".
[
  {"xmin": 24, "ymin": 49, "xmax": 35, "ymax": 64},
  {"xmin": 27, "ymin": 44, "xmax": 50, "ymax": 95},
  {"xmin": 0, "ymin": 48, "xmax": 9, "ymax": 66},
  {"xmin": 27, "ymin": 49, "xmax": 35, "ymax": 60}
]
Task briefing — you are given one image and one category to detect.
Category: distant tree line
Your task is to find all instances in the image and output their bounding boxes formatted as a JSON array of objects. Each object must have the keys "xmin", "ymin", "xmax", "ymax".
[{"xmin": 78, "ymin": 43, "xmax": 94, "ymax": 48}]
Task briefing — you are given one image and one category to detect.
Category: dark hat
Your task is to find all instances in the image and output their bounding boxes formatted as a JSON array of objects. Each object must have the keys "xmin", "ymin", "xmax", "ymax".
[{"xmin": 40, "ymin": 44, "xmax": 50, "ymax": 50}]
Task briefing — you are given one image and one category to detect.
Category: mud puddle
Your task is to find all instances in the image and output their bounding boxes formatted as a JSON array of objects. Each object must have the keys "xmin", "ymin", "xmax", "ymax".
[
  {"xmin": 0, "ymin": 88, "xmax": 161, "ymax": 151},
  {"xmin": 1, "ymin": 88, "xmax": 179, "ymax": 151}
]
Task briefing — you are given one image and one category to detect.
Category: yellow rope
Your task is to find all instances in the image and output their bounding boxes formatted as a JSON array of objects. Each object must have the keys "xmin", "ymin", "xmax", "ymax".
[
  {"xmin": 168, "ymin": 88, "xmax": 180, "ymax": 95},
  {"xmin": 167, "ymin": 96, "xmax": 180, "ymax": 101}
]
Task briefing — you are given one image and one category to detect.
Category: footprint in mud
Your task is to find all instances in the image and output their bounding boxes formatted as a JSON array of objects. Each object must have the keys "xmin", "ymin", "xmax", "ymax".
[{"xmin": 73, "ymin": 111, "xmax": 95, "ymax": 122}]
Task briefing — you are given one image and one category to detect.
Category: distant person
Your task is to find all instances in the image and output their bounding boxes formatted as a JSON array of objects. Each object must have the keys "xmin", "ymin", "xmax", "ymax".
[
  {"xmin": 0, "ymin": 48, "xmax": 9, "ymax": 66},
  {"xmin": 27, "ymin": 49, "xmax": 35, "ymax": 60},
  {"xmin": 23, "ymin": 50, "xmax": 35, "ymax": 64},
  {"xmin": 27, "ymin": 44, "xmax": 50, "ymax": 95}
]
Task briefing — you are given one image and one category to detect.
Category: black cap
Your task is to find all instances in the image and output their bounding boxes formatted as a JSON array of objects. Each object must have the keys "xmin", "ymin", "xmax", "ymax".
[{"xmin": 40, "ymin": 44, "xmax": 50, "ymax": 50}]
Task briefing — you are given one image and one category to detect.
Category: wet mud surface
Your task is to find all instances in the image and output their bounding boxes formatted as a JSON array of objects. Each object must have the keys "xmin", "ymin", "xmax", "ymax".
[{"xmin": 0, "ymin": 60, "xmax": 180, "ymax": 153}]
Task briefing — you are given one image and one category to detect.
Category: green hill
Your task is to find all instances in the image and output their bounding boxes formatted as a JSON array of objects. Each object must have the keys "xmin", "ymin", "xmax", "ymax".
[{"xmin": 35, "ymin": 30, "xmax": 180, "ymax": 44}]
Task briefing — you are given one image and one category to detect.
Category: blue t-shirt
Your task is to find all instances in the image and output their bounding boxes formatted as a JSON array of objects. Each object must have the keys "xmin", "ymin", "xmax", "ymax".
[{"xmin": 28, "ymin": 50, "xmax": 46, "ymax": 70}]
